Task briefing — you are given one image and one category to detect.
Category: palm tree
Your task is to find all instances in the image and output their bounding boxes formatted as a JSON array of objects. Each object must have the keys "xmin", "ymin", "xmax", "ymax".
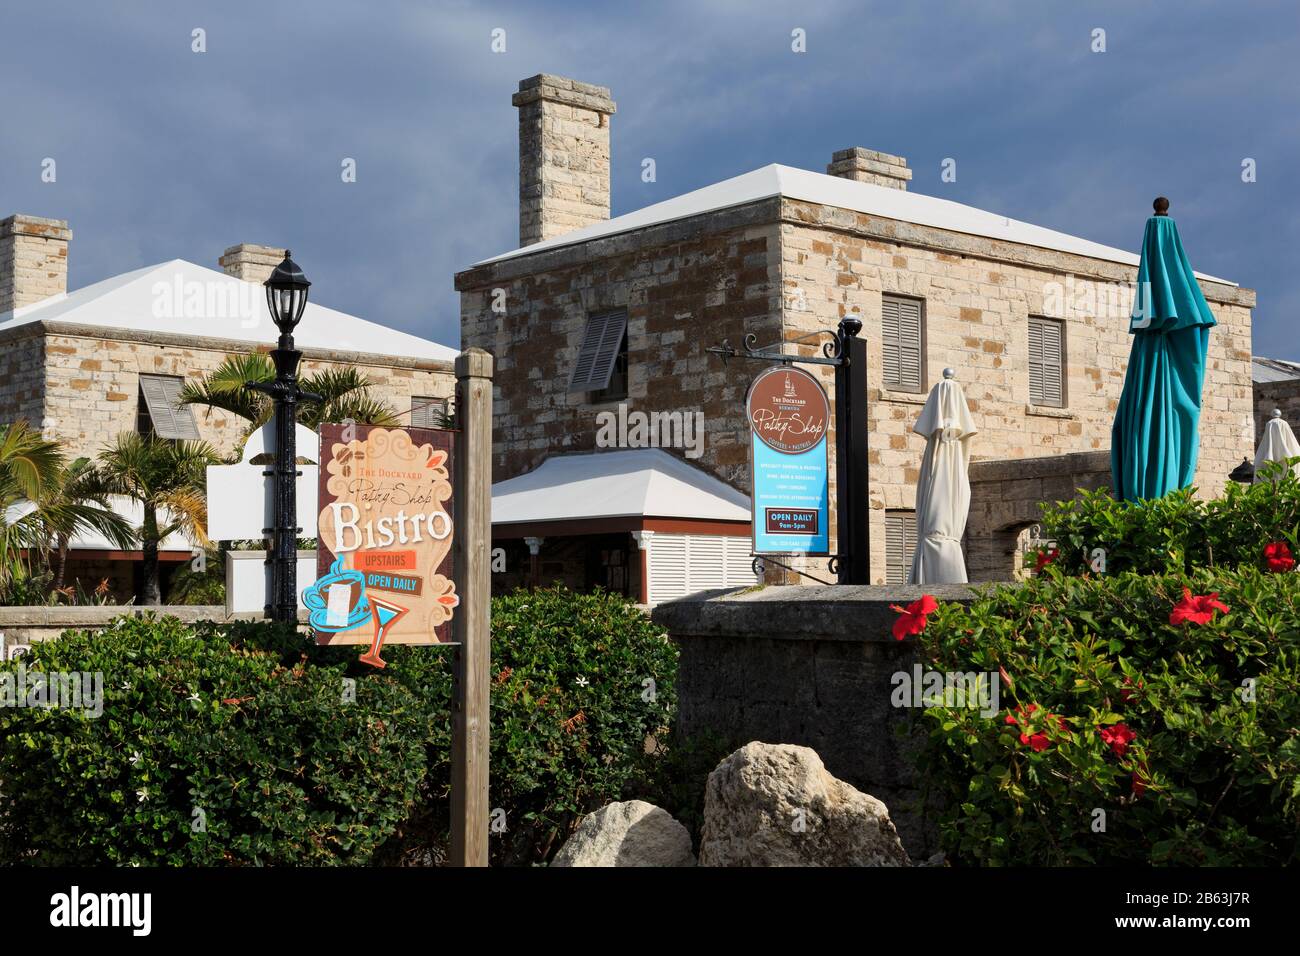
[
  {"xmin": 178, "ymin": 352, "xmax": 399, "ymax": 434},
  {"xmin": 97, "ymin": 433, "xmax": 220, "ymax": 605},
  {"xmin": 0, "ymin": 423, "xmax": 134, "ymax": 594}
]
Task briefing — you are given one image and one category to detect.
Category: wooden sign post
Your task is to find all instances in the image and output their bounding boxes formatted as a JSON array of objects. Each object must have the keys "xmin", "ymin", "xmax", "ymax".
[{"xmin": 450, "ymin": 348, "xmax": 492, "ymax": 867}]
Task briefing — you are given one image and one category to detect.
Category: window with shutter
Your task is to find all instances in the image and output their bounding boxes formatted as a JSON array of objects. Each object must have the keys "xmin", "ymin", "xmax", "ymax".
[
  {"xmin": 882, "ymin": 296, "xmax": 924, "ymax": 392},
  {"xmin": 138, "ymin": 374, "xmax": 200, "ymax": 440},
  {"xmin": 646, "ymin": 534, "xmax": 759, "ymax": 607},
  {"xmin": 885, "ymin": 511, "xmax": 917, "ymax": 585},
  {"xmin": 568, "ymin": 310, "xmax": 629, "ymax": 394},
  {"xmin": 411, "ymin": 396, "xmax": 447, "ymax": 429},
  {"xmin": 1028, "ymin": 317, "xmax": 1065, "ymax": 407}
]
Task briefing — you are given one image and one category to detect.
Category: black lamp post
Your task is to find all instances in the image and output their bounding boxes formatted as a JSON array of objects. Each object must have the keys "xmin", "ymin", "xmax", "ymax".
[{"xmin": 248, "ymin": 250, "xmax": 322, "ymax": 623}]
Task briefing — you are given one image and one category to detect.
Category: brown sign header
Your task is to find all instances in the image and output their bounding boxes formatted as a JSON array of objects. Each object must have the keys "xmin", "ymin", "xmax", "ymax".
[{"xmin": 744, "ymin": 366, "xmax": 830, "ymax": 454}]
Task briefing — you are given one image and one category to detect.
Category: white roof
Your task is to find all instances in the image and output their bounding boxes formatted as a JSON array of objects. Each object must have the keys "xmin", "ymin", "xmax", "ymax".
[
  {"xmin": 5, "ymin": 496, "xmax": 193, "ymax": 551},
  {"xmin": 491, "ymin": 448, "xmax": 750, "ymax": 525},
  {"xmin": 476, "ymin": 164, "xmax": 1234, "ymax": 285},
  {"xmin": 0, "ymin": 258, "xmax": 458, "ymax": 362}
]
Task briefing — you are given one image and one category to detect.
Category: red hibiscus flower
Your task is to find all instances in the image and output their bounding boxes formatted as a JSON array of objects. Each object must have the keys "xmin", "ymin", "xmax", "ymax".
[
  {"xmin": 1006, "ymin": 703, "xmax": 1068, "ymax": 752},
  {"xmin": 1034, "ymin": 548, "xmax": 1058, "ymax": 573},
  {"xmin": 1264, "ymin": 541, "xmax": 1295, "ymax": 573},
  {"xmin": 1098, "ymin": 722, "xmax": 1137, "ymax": 760},
  {"xmin": 890, "ymin": 594, "xmax": 938, "ymax": 641},
  {"xmin": 1169, "ymin": 587, "xmax": 1229, "ymax": 626}
]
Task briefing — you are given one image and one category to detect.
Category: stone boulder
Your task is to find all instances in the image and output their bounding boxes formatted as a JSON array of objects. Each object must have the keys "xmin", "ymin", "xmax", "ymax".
[
  {"xmin": 551, "ymin": 800, "xmax": 695, "ymax": 867},
  {"xmin": 698, "ymin": 742, "xmax": 910, "ymax": 867}
]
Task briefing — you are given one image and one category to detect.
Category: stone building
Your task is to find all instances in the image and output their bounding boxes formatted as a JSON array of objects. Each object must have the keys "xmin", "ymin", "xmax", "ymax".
[
  {"xmin": 0, "ymin": 214, "xmax": 457, "ymax": 597},
  {"xmin": 458, "ymin": 75, "xmax": 1257, "ymax": 596}
]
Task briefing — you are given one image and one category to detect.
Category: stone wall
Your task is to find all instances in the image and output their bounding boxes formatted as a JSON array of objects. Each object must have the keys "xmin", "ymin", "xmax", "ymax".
[
  {"xmin": 966, "ymin": 450, "xmax": 1112, "ymax": 581},
  {"xmin": 0, "ymin": 605, "xmax": 307, "ymax": 648},
  {"xmin": 17, "ymin": 322, "xmax": 455, "ymax": 459},
  {"xmin": 1254, "ymin": 378, "xmax": 1300, "ymax": 446},
  {"xmin": 651, "ymin": 582, "xmax": 983, "ymax": 858},
  {"xmin": 457, "ymin": 205, "xmax": 784, "ymax": 491},
  {"xmin": 0, "ymin": 215, "xmax": 69, "ymax": 314},
  {"xmin": 0, "ymin": 328, "xmax": 45, "ymax": 426},
  {"xmin": 459, "ymin": 190, "xmax": 1256, "ymax": 588},
  {"xmin": 779, "ymin": 199, "xmax": 1255, "ymax": 583},
  {"xmin": 513, "ymin": 75, "xmax": 615, "ymax": 247}
]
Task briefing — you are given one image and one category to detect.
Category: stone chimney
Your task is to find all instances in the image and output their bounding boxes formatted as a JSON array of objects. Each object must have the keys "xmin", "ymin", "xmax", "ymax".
[
  {"xmin": 512, "ymin": 74, "xmax": 616, "ymax": 247},
  {"xmin": 826, "ymin": 147, "xmax": 911, "ymax": 190},
  {"xmin": 0, "ymin": 214, "xmax": 71, "ymax": 314},
  {"xmin": 219, "ymin": 243, "xmax": 286, "ymax": 283}
]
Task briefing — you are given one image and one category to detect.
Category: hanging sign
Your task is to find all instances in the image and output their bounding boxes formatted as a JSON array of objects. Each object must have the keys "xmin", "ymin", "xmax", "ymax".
[
  {"xmin": 746, "ymin": 366, "xmax": 830, "ymax": 556},
  {"xmin": 305, "ymin": 424, "xmax": 460, "ymax": 667}
]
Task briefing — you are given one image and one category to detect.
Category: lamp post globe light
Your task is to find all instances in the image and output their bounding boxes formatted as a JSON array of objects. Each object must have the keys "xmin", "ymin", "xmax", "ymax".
[{"xmin": 248, "ymin": 250, "xmax": 323, "ymax": 623}]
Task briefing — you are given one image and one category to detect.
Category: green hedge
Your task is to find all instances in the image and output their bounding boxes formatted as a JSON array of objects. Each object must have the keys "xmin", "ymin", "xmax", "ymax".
[
  {"xmin": 0, "ymin": 615, "xmax": 426, "ymax": 865},
  {"xmin": 1040, "ymin": 464, "xmax": 1300, "ymax": 576},
  {"xmin": 912, "ymin": 567, "xmax": 1300, "ymax": 866},
  {"xmin": 0, "ymin": 586, "xmax": 677, "ymax": 867}
]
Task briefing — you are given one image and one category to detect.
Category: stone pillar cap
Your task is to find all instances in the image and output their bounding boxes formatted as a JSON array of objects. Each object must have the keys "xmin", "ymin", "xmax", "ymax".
[{"xmin": 513, "ymin": 74, "xmax": 616, "ymax": 113}]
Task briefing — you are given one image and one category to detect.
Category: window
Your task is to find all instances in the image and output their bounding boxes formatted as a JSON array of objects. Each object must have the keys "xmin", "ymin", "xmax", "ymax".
[
  {"xmin": 568, "ymin": 309, "xmax": 628, "ymax": 397},
  {"xmin": 1028, "ymin": 316, "xmax": 1065, "ymax": 407},
  {"xmin": 881, "ymin": 295, "xmax": 924, "ymax": 392},
  {"xmin": 138, "ymin": 374, "xmax": 200, "ymax": 440},
  {"xmin": 885, "ymin": 511, "xmax": 917, "ymax": 585},
  {"xmin": 411, "ymin": 396, "xmax": 448, "ymax": 429}
]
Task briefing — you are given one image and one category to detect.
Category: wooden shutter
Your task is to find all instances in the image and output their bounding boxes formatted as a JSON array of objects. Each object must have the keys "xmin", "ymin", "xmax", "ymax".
[
  {"xmin": 139, "ymin": 374, "xmax": 200, "ymax": 440},
  {"xmin": 885, "ymin": 511, "xmax": 917, "ymax": 585},
  {"xmin": 882, "ymin": 296, "xmax": 923, "ymax": 391},
  {"xmin": 411, "ymin": 397, "xmax": 446, "ymax": 428},
  {"xmin": 648, "ymin": 533, "xmax": 688, "ymax": 606},
  {"xmin": 723, "ymin": 536, "xmax": 758, "ymax": 587},
  {"xmin": 568, "ymin": 310, "xmax": 628, "ymax": 393},
  {"xmin": 1028, "ymin": 317, "xmax": 1064, "ymax": 406}
]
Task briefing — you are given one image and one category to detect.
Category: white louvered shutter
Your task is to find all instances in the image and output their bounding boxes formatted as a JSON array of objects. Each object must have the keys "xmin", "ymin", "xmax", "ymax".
[
  {"xmin": 648, "ymin": 533, "xmax": 688, "ymax": 606},
  {"xmin": 411, "ymin": 397, "xmax": 446, "ymax": 428},
  {"xmin": 687, "ymin": 535, "xmax": 727, "ymax": 591},
  {"xmin": 723, "ymin": 536, "xmax": 759, "ymax": 587},
  {"xmin": 568, "ymin": 310, "xmax": 628, "ymax": 392},
  {"xmin": 140, "ymin": 375, "xmax": 200, "ymax": 440}
]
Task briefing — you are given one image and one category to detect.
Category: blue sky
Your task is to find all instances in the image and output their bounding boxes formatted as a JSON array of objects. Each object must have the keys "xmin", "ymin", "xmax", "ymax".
[{"xmin": 2, "ymin": 1, "xmax": 1296, "ymax": 357}]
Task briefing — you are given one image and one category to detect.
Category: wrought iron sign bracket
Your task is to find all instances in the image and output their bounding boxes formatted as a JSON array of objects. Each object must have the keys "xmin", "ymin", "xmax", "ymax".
[
  {"xmin": 707, "ymin": 329, "xmax": 844, "ymax": 369},
  {"xmin": 750, "ymin": 553, "xmax": 841, "ymax": 587}
]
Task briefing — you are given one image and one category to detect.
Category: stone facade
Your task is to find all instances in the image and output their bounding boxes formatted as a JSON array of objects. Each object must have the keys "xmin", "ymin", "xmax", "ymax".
[
  {"xmin": 1254, "ymin": 377, "xmax": 1300, "ymax": 447},
  {"xmin": 2, "ymin": 321, "xmax": 455, "ymax": 461},
  {"xmin": 826, "ymin": 147, "xmax": 912, "ymax": 190},
  {"xmin": 966, "ymin": 450, "xmax": 1112, "ymax": 581},
  {"xmin": 0, "ymin": 215, "xmax": 70, "ymax": 315},
  {"xmin": 513, "ymin": 74, "xmax": 616, "ymax": 246},
  {"xmin": 458, "ymin": 192, "xmax": 1255, "ymax": 585}
]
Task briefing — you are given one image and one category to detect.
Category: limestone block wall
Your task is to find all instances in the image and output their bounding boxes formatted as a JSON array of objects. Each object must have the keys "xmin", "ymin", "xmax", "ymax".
[
  {"xmin": 1254, "ymin": 379, "xmax": 1300, "ymax": 447},
  {"xmin": 457, "ymin": 207, "xmax": 784, "ymax": 491},
  {"xmin": 0, "ymin": 330, "xmax": 45, "ymax": 427},
  {"xmin": 778, "ymin": 198, "xmax": 1255, "ymax": 583},
  {"xmin": 21, "ymin": 325, "xmax": 455, "ymax": 460}
]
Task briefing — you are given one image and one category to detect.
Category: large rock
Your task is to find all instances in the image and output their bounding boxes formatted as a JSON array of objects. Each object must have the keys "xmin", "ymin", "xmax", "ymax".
[
  {"xmin": 551, "ymin": 800, "xmax": 695, "ymax": 867},
  {"xmin": 699, "ymin": 742, "xmax": 910, "ymax": 867}
]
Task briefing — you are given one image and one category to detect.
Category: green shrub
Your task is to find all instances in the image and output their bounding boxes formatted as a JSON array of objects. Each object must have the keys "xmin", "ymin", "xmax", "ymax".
[
  {"xmin": 0, "ymin": 615, "xmax": 427, "ymax": 865},
  {"xmin": 912, "ymin": 568, "xmax": 1300, "ymax": 866},
  {"xmin": 0, "ymin": 587, "xmax": 678, "ymax": 867},
  {"xmin": 1040, "ymin": 464, "xmax": 1300, "ymax": 576}
]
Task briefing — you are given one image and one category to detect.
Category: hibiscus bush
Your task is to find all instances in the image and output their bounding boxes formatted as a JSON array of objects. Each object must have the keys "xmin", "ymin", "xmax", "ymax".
[
  {"xmin": 1039, "ymin": 463, "xmax": 1300, "ymax": 576},
  {"xmin": 910, "ymin": 567, "xmax": 1300, "ymax": 866}
]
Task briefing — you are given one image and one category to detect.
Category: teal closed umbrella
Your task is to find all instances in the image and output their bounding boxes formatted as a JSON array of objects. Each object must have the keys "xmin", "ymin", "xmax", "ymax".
[{"xmin": 1111, "ymin": 198, "xmax": 1217, "ymax": 502}]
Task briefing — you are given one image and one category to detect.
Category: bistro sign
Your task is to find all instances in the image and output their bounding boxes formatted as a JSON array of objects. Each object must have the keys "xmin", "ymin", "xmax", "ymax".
[
  {"xmin": 306, "ymin": 424, "xmax": 460, "ymax": 667},
  {"xmin": 746, "ymin": 366, "xmax": 831, "ymax": 555}
]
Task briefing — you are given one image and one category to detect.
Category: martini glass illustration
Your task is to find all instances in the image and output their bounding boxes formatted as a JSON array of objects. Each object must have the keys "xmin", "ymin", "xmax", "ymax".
[{"xmin": 359, "ymin": 596, "xmax": 407, "ymax": 669}]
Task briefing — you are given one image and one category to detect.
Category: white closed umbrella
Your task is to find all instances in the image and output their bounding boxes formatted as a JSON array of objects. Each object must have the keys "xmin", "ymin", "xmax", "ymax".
[
  {"xmin": 1254, "ymin": 408, "xmax": 1300, "ymax": 481},
  {"xmin": 908, "ymin": 368, "xmax": 978, "ymax": 585}
]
